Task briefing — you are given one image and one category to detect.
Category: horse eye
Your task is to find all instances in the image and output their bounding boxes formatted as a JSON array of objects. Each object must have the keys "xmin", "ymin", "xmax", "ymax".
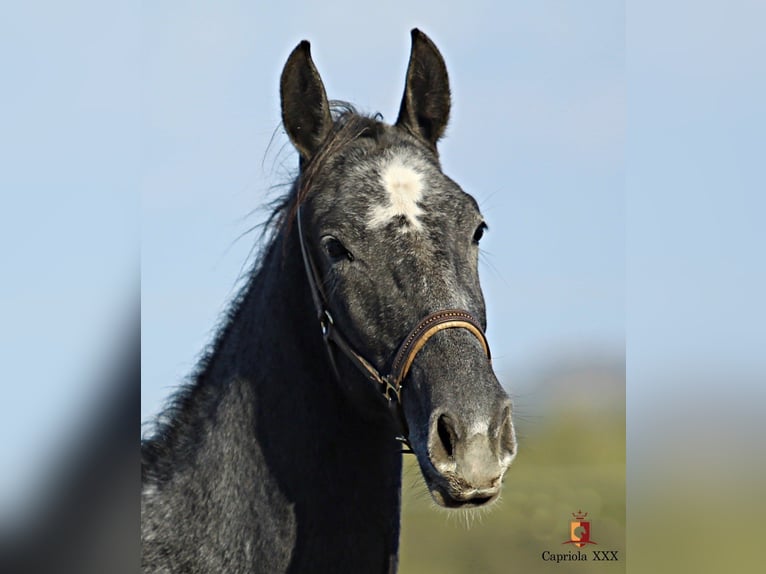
[
  {"xmin": 322, "ymin": 237, "xmax": 354, "ymax": 262},
  {"xmin": 473, "ymin": 222, "xmax": 488, "ymax": 244}
]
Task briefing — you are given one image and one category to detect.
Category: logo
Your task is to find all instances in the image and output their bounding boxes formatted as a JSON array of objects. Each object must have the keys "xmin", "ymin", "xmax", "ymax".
[
  {"xmin": 562, "ymin": 510, "xmax": 597, "ymax": 548},
  {"xmin": 540, "ymin": 510, "xmax": 620, "ymax": 563}
]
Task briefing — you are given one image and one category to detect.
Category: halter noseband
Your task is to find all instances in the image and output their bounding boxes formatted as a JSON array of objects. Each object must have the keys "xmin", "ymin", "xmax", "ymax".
[{"xmin": 296, "ymin": 206, "xmax": 492, "ymax": 441}]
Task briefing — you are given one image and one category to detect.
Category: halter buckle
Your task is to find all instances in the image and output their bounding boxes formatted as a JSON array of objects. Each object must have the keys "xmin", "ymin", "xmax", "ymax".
[{"xmin": 383, "ymin": 376, "xmax": 401, "ymax": 404}]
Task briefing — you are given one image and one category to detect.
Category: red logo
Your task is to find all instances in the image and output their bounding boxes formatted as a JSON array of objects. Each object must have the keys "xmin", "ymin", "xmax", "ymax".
[{"xmin": 562, "ymin": 510, "xmax": 597, "ymax": 548}]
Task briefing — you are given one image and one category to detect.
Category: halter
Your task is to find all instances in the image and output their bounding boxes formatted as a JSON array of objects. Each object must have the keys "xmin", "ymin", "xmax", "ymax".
[{"xmin": 296, "ymin": 206, "xmax": 492, "ymax": 446}]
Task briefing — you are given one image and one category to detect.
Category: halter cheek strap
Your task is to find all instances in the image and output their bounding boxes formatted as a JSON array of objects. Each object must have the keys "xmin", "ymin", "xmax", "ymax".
[{"xmin": 296, "ymin": 206, "xmax": 492, "ymax": 442}]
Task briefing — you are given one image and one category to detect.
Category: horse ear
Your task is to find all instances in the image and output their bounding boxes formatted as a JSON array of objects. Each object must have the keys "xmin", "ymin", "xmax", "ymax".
[
  {"xmin": 280, "ymin": 41, "xmax": 332, "ymax": 162},
  {"xmin": 396, "ymin": 29, "xmax": 451, "ymax": 151}
]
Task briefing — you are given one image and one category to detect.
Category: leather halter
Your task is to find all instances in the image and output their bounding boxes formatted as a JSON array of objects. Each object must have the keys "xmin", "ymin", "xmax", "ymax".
[{"xmin": 296, "ymin": 206, "xmax": 492, "ymax": 439}]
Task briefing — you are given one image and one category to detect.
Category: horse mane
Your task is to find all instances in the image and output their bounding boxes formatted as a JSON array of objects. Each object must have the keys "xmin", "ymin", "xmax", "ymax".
[{"xmin": 141, "ymin": 102, "xmax": 384, "ymax": 483}]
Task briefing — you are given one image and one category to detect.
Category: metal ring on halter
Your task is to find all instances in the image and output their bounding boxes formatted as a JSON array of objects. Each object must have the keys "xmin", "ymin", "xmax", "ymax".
[
  {"xmin": 320, "ymin": 310, "xmax": 334, "ymax": 338},
  {"xmin": 383, "ymin": 377, "xmax": 401, "ymax": 403}
]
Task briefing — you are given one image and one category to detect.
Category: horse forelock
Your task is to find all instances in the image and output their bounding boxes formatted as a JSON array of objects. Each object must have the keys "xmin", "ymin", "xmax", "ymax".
[{"xmin": 274, "ymin": 103, "xmax": 387, "ymax": 234}]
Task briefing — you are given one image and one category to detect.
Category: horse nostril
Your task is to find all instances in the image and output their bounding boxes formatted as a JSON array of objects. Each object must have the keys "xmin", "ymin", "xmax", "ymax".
[
  {"xmin": 437, "ymin": 414, "xmax": 456, "ymax": 459},
  {"xmin": 496, "ymin": 402, "xmax": 516, "ymax": 459},
  {"xmin": 429, "ymin": 413, "xmax": 459, "ymax": 471}
]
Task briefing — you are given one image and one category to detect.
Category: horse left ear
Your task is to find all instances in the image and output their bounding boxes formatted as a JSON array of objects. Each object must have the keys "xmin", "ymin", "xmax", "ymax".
[
  {"xmin": 396, "ymin": 29, "xmax": 451, "ymax": 151},
  {"xmin": 280, "ymin": 40, "xmax": 333, "ymax": 163}
]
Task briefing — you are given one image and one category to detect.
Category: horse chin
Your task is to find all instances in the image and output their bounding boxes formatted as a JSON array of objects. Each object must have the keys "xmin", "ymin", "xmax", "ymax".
[
  {"xmin": 417, "ymin": 468, "xmax": 501, "ymax": 509},
  {"xmin": 428, "ymin": 486, "xmax": 499, "ymax": 509}
]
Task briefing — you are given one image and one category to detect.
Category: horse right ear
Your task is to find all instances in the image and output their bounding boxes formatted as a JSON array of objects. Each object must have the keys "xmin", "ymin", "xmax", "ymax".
[{"xmin": 280, "ymin": 41, "xmax": 332, "ymax": 163}]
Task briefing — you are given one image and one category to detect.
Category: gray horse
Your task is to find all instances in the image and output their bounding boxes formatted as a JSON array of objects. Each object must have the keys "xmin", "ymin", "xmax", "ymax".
[{"xmin": 142, "ymin": 29, "xmax": 516, "ymax": 573}]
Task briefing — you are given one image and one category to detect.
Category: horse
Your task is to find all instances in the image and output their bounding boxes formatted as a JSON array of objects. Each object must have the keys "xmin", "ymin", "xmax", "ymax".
[{"xmin": 141, "ymin": 29, "xmax": 517, "ymax": 573}]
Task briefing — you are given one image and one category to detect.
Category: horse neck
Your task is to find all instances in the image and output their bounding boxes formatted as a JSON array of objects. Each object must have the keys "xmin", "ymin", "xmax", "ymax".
[
  {"xmin": 207, "ymin": 223, "xmax": 400, "ymax": 433},
  {"xmin": 183, "ymin": 224, "xmax": 404, "ymax": 565}
]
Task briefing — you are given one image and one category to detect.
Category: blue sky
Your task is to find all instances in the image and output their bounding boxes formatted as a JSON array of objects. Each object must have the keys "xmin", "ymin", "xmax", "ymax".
[{"xmin": 0, "ymin": 1, "xmax": 139, "ymax": 517}]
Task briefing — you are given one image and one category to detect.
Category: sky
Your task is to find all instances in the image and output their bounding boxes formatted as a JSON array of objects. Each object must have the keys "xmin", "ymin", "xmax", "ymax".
[
  {"xmin": 0, "ymin": 1, "xmax": 139, "ymax": 518},
  {"xmin": 1, "ymin": 1, "xmax": 764, "ymax": 564}
]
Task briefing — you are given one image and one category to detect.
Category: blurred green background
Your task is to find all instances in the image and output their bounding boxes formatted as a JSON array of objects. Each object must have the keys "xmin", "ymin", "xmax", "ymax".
[{"xmin": 399, "ymin": 358, "xmax": 625, "ymax": 573}]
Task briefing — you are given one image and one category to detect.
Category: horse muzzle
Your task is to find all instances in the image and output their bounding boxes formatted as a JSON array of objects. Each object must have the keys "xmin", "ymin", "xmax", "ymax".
[{"xmin": 424, "ymin": 397, "xmax": 516, "ymax": 508}]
